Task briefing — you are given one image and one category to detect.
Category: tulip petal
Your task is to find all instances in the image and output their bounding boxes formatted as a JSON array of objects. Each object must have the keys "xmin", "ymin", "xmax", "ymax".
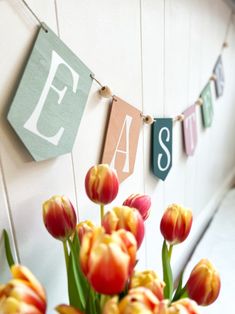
[
  {"xmin": 55, "ymin": 304, "xmax": 83, "ymax": 314},
  {"xmin": 102, "ymin": 297, "xmax": 119, "ymax": 314},
  {"xmin": 88, "ymin": 241, "xmax": 129, "ymax": 294},
  {"xmin": 186, "ymin": 259, "xmax": 221, "ymax": 306},
  {"xmin": 11, "ymin": 265, "xmax": 46, "ymax": 303}
]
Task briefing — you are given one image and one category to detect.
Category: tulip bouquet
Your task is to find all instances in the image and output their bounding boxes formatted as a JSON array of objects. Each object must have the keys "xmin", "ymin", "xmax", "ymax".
[{"xmin": 1, "ymin": 164, "xmax": 220, "ymax": 314}]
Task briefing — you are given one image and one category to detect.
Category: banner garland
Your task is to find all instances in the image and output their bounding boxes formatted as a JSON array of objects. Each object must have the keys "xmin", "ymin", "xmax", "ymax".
[{"xmin": 5, "ymin": 1, "xmax": 233, "ymax": 183}]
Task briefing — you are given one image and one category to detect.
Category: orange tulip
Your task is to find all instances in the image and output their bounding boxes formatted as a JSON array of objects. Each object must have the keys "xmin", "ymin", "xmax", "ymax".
[
  {"xmin": 102, "ymin": 206, "xmax": 145, "ymax": 248},
  {"xmin": 55, "ymin": 304, "xmax": 84, "ymax": 314},
  {"xmin": 0, "ymin": 264, "xmax": 46, "ymax": 314},
  {"xmin": 130, "ymin": 270, "xmax": 165, "ymax": 300},
  {"xmin": 160, "ymin": 204, "xmax": 192, "ymax": 244},
  {"xmin": 85, "ymin": 164, "xmax": 119, "ymax": 205},
  {"xmin": 186, "ymin": 259, "xmax": 221, "ymax": 306},
  {"xmin": 103, "ymin": 287, "xmax": 168, "ymax": 314},
  {"xmin": 167, "ymin": 298, "xmax": 200, "ymax": 314},
  {"xmin": 43, "ymin": 195, "xmax": 77, "ymax": 241},
  {"xmin": 123, "ymin": 193, "xmax": 151, "ymax": 221},
  {"xmin": 76, "ymin": 220, "xmax": 96, "ymax": 243},
  {"xmin": 80, "ymin": 227, "xmax": 137, "ymax": 295}
]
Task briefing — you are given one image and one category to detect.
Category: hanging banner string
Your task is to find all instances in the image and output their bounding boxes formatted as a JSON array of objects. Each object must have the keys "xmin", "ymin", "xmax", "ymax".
[
  {"xmin": 92, "ymin": 20, "xmax": 231, "ymax": 126},
  {"xmin": 20, "ymin": 0, "xmax": 48, "ymax": 32},
  {"xmin": 220, "ymin": 12, "xmax": 233, "ymax": 53},
  {"xmin": 19, "ymin": 0, "xmax": 233, "ymax": 126}
]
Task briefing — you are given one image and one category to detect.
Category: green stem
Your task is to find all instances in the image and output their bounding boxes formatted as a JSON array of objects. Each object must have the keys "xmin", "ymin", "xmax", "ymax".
[
  {"xmin": 63, "ymin": 240, "xmax": 69, "ymax": 272},
  {"xmin": 100, "ymin": 204, "xmax": 105, "ymax": 223},
  {"xmin": 169, "ymin": 244, "xmax": 173, "ymax": 261},
  {"xmin": 173, "ymin": 285, "xmax": 188, "ymax": 301}
]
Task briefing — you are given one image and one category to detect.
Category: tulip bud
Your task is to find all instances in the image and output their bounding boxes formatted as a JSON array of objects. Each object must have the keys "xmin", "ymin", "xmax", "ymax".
[
  {"xmin": 103, "ymin": 287, "xmax": 167, "ymax": 314},
  {"xmin": 186, "ymin": 259, "xmax": 221, "ymax": 306},
  {"xmin": 160, "ymin": 204, "xmax": 192, "ymax": 244},
  {"xmin": 123, "ymin": 194, "xmax": 151, "ymax": 221},
  {"xmin": 76, "ymin": 220, "xmax": 96, "ymax": 243},
  {"xmin": 55, "ymin": 304, "xmax": 84, "ymax": 314},
  {"xmin": 130, "ymin": 270, "xmax": 165, "ymax": 300},
  {"xmin": 102, "ymin": 206, "xmax": 145, "ymax": 248},
  {"xmin": 43, "ymin": 195, "xmax": 77, "ymax": 241},
  {"xmin": 85, "ymin": 164, "xmax": 119, "ymax": 205},
  {"xmin": 80, "ymin": 227, "xmax": 137, "ymax": 295},
  {"xmin": 168, "ymin": 298, "xmax": 200, "ymax": 314},
  {"xmin": 0, "ymin": 264, "xmax": 47, "ymax": 314}
]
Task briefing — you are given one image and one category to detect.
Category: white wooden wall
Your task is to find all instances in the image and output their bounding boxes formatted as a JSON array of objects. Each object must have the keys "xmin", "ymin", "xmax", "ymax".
[{"xmin": 0, "ymin": 0, "xmax": 235, "ymax": 311}]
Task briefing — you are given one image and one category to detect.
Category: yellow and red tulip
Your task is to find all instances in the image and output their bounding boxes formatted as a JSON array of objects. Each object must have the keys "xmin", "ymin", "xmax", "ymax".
[
  {"xmin": 102, "ymin": 206, "xmax": 145, "ymax": 248},
  {"xmin": 130, "ymin": 270, "xmax": 165, "ymax": 301},
  {"xmin": 167, "ymin": 298, "xmax": 200, "ymax": 314},
  {"xmin": 85, "ymin": 164, "xmax": 119, "ymax": 205},
  {"xmin": 76, "ymin": 220, "xmax": 96, "ymax": 243},
  {"xmin": 103, "ymin": 287, "xmax": 168, "ymax": 314},
  {"xmin": 186, "ymin": 259, "xmax": 221, "ymax": 306},
  {"xmin": 160, "ymin": 204, "xmax": 192, "ymax": 244},
  {"xmin": 0, "ymin": 264, "xmax": 46, "ymax": 314},
  {"xmin": 80, "ymin": 227, "xmax": 137, "ymax": 295},
  {"xmin": 55, "ymin": 304, "xmax": 84, "ymax": 314},
  {"xmin": 43, "ymin": 195, "xmax": 77, "ymax": 241},
  {"xmin": 123, "ymin": 193, "xmax": 151, "ymax": 221}
]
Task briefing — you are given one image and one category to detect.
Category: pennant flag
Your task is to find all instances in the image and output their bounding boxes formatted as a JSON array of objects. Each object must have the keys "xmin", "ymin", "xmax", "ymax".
[
  {"xmin": 183, "ymin": 105, "xmax": 197, "ymax": 156},
  {"xmin": 200, "ymin": 82, "xmax": 214, "ymax": 128},
  {"xmin": 101, "ymin": 96, "xmax": 142, "ymax": 183},
  {"xmin": 213, "ymin": 55, "xmax": 225, "ymax": 98},
  {"xmin": 8, "ymin": 24, "xmax": 93, "ymax": 161},
  {"xmin": 151, "ymin": 118, "xmax": 173, "ymax": 181}
]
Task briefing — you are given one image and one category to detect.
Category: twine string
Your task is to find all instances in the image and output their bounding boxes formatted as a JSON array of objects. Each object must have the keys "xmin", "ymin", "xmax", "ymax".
[{"xmin": 20, "ymin": 0, "xmax": 48, "ymax": 32}]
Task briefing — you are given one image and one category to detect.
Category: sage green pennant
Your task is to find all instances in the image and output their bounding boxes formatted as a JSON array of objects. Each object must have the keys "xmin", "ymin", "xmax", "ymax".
[
  {"xmin": 8, "ymin": 23, "xmax": 93, "ymax": 161},
  {"xmin": 200, "ymin": 82, "xmax": 214, "ymax": 128},
  {"xmin": 151, "ymin": 118, "xmax": 173, "ymax": 181}
]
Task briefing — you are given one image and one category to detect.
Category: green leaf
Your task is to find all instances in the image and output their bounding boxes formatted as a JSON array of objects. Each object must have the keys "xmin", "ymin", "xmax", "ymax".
[
  {"xmin": 172, "ymin": 271, "xmax": 184, "ymax": 301},
  {"xmin": 162, "ymin": 240, "xmax": 173, "ymax": 299},
  {"xmin": 67, "ymin": 237, "xmax": 87, "ymax": 311},
  {"xmin": 85, "ymin": 287, "xmax": 98, "ymax": 314},
  {"xmin": 3, "ymin": 229, "xmax": 15, "ymax": 267},
  {"xmin": 67, "ymin": 251, "xmax": 84, "ymax": 311},
  {"xmin": 72, "ymin": 234, "xmax": 89, "ymax": 294},
  {"xmin": 68, "ymin": 234, "xmax": 101, "ymax": 314}
]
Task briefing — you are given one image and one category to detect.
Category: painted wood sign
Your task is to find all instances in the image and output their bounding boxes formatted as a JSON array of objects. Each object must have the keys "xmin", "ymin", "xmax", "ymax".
[
  {"xmin": 101, "ymin": 97, "xmax": 142, "ymax": 183},
  {"xmin": 183, "ymin": 105, "xmax": 197, "ymax": 156},
  {"xmin": 151, "ymin": 118, "xmax": 173, "ymax": 181},
  {"xmin": 200, "ymin": 83, "xmax": 214, "ymax": 128},
  {"xmin": 213, "ymin": 55, "xmax": 225, "ymax": 98},
  {"xmin": 8, "ymin": 24, "xmax": 93, "ymax": 161}
]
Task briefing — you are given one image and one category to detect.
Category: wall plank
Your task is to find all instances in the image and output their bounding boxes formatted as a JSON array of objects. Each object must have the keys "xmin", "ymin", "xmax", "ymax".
[
  {"xmin": 141, "ymin": 0, "xmax": 165, "ymax": 270},
  {"xmin": 0, "ymin": 161, "xmax": 17, "ymax": 282}
]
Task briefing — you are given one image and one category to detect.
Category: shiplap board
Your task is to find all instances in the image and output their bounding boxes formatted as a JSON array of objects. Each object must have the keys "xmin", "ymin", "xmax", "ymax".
[
  {"xmin": 0, "ymin": 161, "xmax": 18, "ymax": 283},
  {"xmin": 194, "ymin": 0, "xmax": 232, "ymax": 217},
  {"xmin": 141, "ymin": 0, "xmax": 165, "ymax": 271}
]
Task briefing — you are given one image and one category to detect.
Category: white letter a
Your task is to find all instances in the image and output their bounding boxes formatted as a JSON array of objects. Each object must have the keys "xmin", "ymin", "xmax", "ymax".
[{"xmin": 110, "ymin": 115, "xmax": 132, "ymax": 173}]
